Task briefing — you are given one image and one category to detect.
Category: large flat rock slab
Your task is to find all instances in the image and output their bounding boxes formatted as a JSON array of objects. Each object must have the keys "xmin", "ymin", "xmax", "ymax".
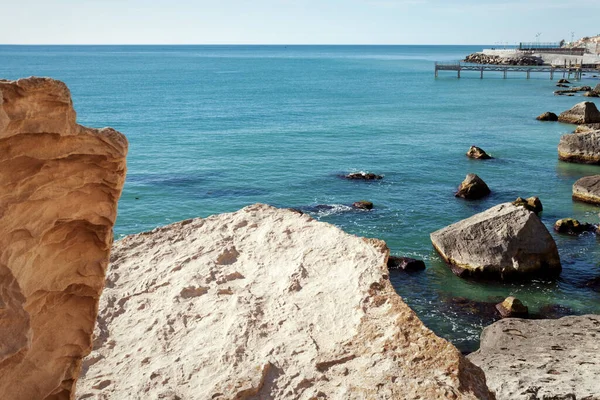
[
  {"xmin": 558, "ymin": 130, "xmax": 600, "ymax": 164},
  {"xmin": 573, "ymin": 175, "xmax": 600, "ymax": 204},
  {"xmin": 468, "ymin": 315, "xmax": 600, "ymax": 400},
  {"xmin": 0, "ymin": 78, "xmax": 127, "ymax": 399},
  {"xmin": 77, "ymin": 204, "xmax": 493, "ymax": 399},
  {"xmin": 431, "ymin": 203, "xmax": 561, "ymax": 281}
]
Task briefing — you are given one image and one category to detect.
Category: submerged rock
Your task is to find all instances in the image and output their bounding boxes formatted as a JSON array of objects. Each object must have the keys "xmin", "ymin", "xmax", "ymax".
[
  {"xmin": 455, "ymin": 173, "xmax": 490, "ymax": 200},
  {"xmin": 495, "ymin": 297, "xmax": 528, "ymax": 318},
  {"xmin": 557, "ymin": 101, "xmax": 600, "ymax": 124},
  {"xmin": 78, "ymin": 204, "xmax": 493, "ymax": 399},
  {"xmin": 536, "ymin": 111, "xmax": 558, "ymax": 121},
  {"xmin": 512, "ymin": 196, "xmax": 543, "ymax": 215},
  {"xmin": 344, "ymin": 172, "xmax": 383, "ymax": 180},
  {"xmin": 573, "ymin": 175, "xmax": 600, "ymax": 204},
  {"xmin": 554, "ymin": 218, "xmax": 596, "ymax": 235},
  {"xmin": 387, "ymin": 256, "xmax": 426, "ymax": 272},
  {"xmin": 468, "ymin": 315, "xmax": 600, "ymax": 400},
  {"xmin": 557, "ymin": 78, "xmax": 571, "ymax": 84},
  {"xmin": 430, "ymin": 203, "xmax": 561, "ymax": 281},
  {"xmin": 0, "ymin": 78, "xmax": 128, "ymax": 399},
  {"xmin": 352, "ymin": 200, "xmax": 373, "ymax": 210},
  {"xmin": 558, "ymin": 130, "xmax": 600, "ymax": 164},
  {"xmin": 466, "ymin": 145, "xmax": 492, "ymax": 160}
]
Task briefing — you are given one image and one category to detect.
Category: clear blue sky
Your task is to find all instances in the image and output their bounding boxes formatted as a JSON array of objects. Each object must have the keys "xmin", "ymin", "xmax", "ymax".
[{"xmin": 2, "ymin": 0, "xmax": 599, "ymax": 45}]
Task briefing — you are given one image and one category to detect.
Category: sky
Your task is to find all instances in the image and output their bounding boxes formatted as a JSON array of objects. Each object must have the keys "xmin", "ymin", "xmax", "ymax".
[{"xmin": 2, "ymin": 0, "xmax": 600, "ymax": 45}]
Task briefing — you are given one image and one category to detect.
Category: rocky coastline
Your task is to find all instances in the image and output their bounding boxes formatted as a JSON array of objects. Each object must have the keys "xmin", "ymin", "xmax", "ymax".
[{"xmin": 2, "ymin": 65, "xmax": 600, "ymax": 399}]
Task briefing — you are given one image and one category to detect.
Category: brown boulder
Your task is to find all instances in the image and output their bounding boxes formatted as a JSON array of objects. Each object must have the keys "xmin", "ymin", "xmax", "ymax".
[
  {"xmin": 536, "ymin": 111, "xmax": 558, "ymax": 121},
  {"xmin": 455, "ymin": 173, "xmax": 490, "ymax": 200},
  {"xmin": 554, "ymin": 218, "xmax": 596, "ymax": 235},
  {"xmin": 558, "ymin": 130, "xmax": 600, "ymax": 164},
  {"xmin": 466, "ymin": 145, "xmax": 492, "ymax": 159},
  {"xmin": 512, "ymin": 196, "xmax": 543, "ymax": 215},
  {"xmin": 0, "ymin": 78, "xmax": 128, "ymax": 399},
  {"xmin": 495, "ymin": 297, "xmax": 528, "ymax": 318},
  {"xmin": 557, "ymin": 101, "xmax": 600, "ymax": 124},
  {"xmin": 345, "ymin": 172, "xmax": 383, "ymax": 180},
  {"xmin": 352, "ymin": 200, "xmax": 373, "ymax": 210}
]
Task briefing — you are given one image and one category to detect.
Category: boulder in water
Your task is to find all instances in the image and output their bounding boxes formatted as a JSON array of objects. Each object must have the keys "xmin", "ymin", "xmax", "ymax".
[
  {"xmin": 512, "ymin": 196, "xmax": 543, "ymax": 215},
  {"xmin": 352, "ymin": 200, "xmax": 373, "ymax": 210},
  {"xmin": 430, "ymin": 203, "xmax": 561, "ymax": 281},
  {"xmin": 536, "ymin": 111, "xmax": 558, "ymax": 121},
  {"xmin": 455, "ymin": 173, "xmax": 490, "ymax": 200},
  {"xmin": 558, "ymin": 78, "xmax": 571, "ymax": 84},
  {"xmin": 554, "ymin": 218, "xmax": 596, "ymax": 235},
  {"xmin": 466, "ymin": 145, "xmax": 492, "ymax": 159},
  {"xmin": 572, "ymin": 175, "xmax": 600, "ymax": 204},
  {"xmin": 387, "ymin": 256, "xmax": 426, "ymax": 272},
  {"xmin": 558, "ymin": 101, "xmax": 600, "ymax": 124},
  {"xmin": 495, "ymin": 297, "xmax": 528, "ymax": 318},
  {"xmin": 344, "ymin": 172, "xmax": 383, "ymax": 180},
  {"xmin": 558, "ymin": 130, "xmax": 600, "ymax": 164}
]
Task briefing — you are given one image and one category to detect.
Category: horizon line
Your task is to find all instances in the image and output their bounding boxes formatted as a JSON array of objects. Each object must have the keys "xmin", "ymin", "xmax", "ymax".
[{"xmin": 0, "ymin": 43, "xmax": 497, "ymax": 47}]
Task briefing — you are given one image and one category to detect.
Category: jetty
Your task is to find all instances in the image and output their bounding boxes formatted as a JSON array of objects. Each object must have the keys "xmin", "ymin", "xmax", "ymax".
[{"xmin": 435, "ymin": 62, "xmax": 599, "ymax": 80}]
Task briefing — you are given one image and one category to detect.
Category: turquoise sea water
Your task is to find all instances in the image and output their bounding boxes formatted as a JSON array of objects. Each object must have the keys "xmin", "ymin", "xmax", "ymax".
[{"xmin": 2, "ymin": 45, "xmax": 599, "ymax": 351}]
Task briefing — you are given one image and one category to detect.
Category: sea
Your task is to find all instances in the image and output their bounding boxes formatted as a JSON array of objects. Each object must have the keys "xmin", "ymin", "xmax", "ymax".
[{"xmin": 2, "ymin": 45, "xmax": 599, "ymax": 352}]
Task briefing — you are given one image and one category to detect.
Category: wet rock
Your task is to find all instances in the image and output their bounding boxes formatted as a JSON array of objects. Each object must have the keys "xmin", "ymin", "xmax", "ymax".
[
  {"xmin": 344, "ymin": 172, "xmax": 383, "ymax": 180},
  {"xmin": 558, "ymin": 78, "xmax": 571, "ymax": 84},
  {"xmin": 583, "ymin": 91, "xmax": 600, "ymax": 97},
  {"xmin": 536, "ymin": 111, "xmax": 558, "ymax": 121},
  {"xmin": 557, "ymin": 101, "xmax": 600, "ymax": 124},
  {"xmin": 495, "ymin": 297, "xmax": 528, "ymax": 318},
  {"xmin": 468, "ymin": 315, "xmax": 600, "ymax": 399},
  {"xmin": 431, "ymin": 203, "xmax": 561, "ymax": 281},
  {"xmin": 455, "ymin": 173, "xmax": 490, "ymax": 200},
  {"xmin": 558, "ymin": 130, "xmax": 600, "ymax": 164},
  {"xmin": 555, "ymin": 83, "xmax": 569, "ymax": 88},
  {"xmin": 582, "ymin": 276, "xmax": 600, "ymax": 292},
  {"xmin": 554, "ymin": 218, "xmax": 596, "ymax": 235},
  {"xmin": 572, "ymin": 175, "xmax": 600, "ymax": 204},
  {"xmin": 387, "ymin": 256, "xmax": 426, "ymax": 272},
  {"xmin": 352, "ymin": 200, "xmax": 373, "ymax": 210},
  {"xmin": 536, "ymin": 303, "xmax": 575, "ymax": 319},
  {"xmin": 466, "ymin": 146, "xmax": 492, "ymax": 160},
  {"xmin": 512, "ymin": 196, "xmax": 543, "ymax": 215}
]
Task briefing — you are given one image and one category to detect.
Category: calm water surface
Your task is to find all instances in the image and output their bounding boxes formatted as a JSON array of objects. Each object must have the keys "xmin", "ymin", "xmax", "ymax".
[{"xmin": 2, "ymin": 45, "xmax": 599, "ymax": 351}]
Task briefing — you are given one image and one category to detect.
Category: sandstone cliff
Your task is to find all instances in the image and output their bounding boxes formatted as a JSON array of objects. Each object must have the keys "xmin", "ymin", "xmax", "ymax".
[
  {"xmin": 78, "ymin": 204, "xmax": 493, "ymax": 399},
  {"xmin": 0, "ymin": 77, "xmax": 127, "ymax": 399}
]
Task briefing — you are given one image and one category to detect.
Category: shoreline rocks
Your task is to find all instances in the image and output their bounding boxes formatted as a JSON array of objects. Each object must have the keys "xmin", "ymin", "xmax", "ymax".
[
  {"xmin": 558, "ymin": 129, "xmax": 600, "ymax": 164},
  {"xmin": 554, "ymin": 218, "xmax": 596, "ymax": 235},
  {"xmin": 78, "ymin": 204, "xmax": 493, "ymax": 399},
  {"xmin": 466, "ymin": 146, "xmax": 492, "ymax": 159},
  {"xmin": 468, "ymin": 315, "xmax": 600, "ymax": 400},
  {"xmin": 557, "ymin": 101, "xmax": 600, "ymax": 124},
  {"xmin": 430, "ymin": 203, "xmax": 561, "ymax": 281},
  {"xmin": 0, "ymin": 78, "xmax": 128, "ymax": 399},
  {"xmin": 572, "ymin": 175, "xmax": 600, "ymax": 204},
  {"xmin": 464, "ymin": 53, "xmax": 542, "ymax": 66},
  {"xmin": 495, "ymin": 297, "xmax": 528, "ymax": 318}
]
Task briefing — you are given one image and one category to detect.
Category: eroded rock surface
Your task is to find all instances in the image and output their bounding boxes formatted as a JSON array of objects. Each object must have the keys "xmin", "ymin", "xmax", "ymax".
[
  {"xmin": 573, "ymin": 175, "xmax": 600, "ymax": 204},
  {"xmin": 430, "ymin": 203, "xmax": 561, "ymax": 281},
  {"xmin": 78, "ymin": 204, "xmax": 493, "ymax": 400},
  {"xmin": 558, "ymin": 129, "xmax": 600, "ymax": 164},
  {"xmin": 455, "ymin": 173, "xmax": 490, "ymax": 200},
  {"xmin": 0, "ymin": 77, "xmax": 127, "ymax": 399},
  {"xmin": 468, "ymin": 315, "xmax": 600, "ymax": 400}
]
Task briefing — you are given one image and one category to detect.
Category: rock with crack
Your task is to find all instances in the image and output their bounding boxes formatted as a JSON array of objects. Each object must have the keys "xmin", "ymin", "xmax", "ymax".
[
  {"xmin": 0, "ymin": 77, "xmax": 127, "ymax": 399},
  {"xmin": 468, "ymin": 315, "xmax": 600, "ymax": 400},
  {"xmin": 430, "ymin": 203, "xmax": 561, "ymax": 281},
  {"xmin": 77, "ymin": 204, "xmax": 493, "ymax": 399}
]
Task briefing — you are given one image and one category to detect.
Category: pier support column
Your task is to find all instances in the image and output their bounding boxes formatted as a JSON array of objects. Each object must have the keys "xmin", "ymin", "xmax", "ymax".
[
  {"xmin": 503, "ymin": 68, "xmax": 507, "ymax": 79},
  {"xmin": 480, "ymin": 67, "xmax": 483, "ymax": 79},
  {"xmin": 550, "ymin": 69, "xmax": 554, "ymax": 80},
  {"xmin": 527, "ymin": 69, "xmax": 530, "ymax": 79},
  {"xmin": 457, "ymin": 69, "xmax": 460, "ymax": 79}
]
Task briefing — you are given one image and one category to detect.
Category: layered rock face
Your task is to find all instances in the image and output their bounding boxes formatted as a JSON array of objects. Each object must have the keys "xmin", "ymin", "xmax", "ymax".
[
  {"xmin": 558, "ymin": 130, "xmax": 600, "ymax": 164},
  {"xmin": 431, "ymin": 203, "xmax": 561, "ymax": 280},
  {"xmin": 0, "ymin": 78, "xmax": 127, "ymax": 399},
  {"xmin": 77, "ymin": 204, "xmax": 493, "ymax": 399},
  {"xmin": 572, "ymin": 175, "xmax": 600, "ymax": 204},
  {"xmin": 468, "ymin": 315, "xmax": 600, "ymax": 400},
  {"xmin": 557, "ymin": 101, "xmax": 600, "ymax": 124}
]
